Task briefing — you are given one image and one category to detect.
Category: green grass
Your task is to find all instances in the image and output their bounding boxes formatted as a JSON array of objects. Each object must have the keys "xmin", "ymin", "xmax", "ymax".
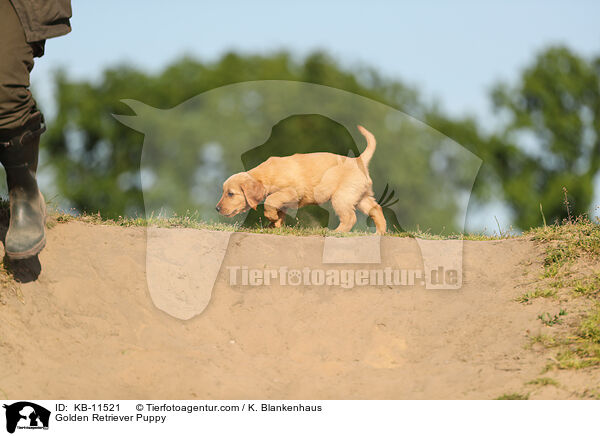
[
  {"xmin": 541, "ymin": 245, "xmax": 577, "ymax": 278},
  {"xmin": 527, "ymin": 216, "xmax": 600, "ymax": 259},
  {"xmin": 521, "ymin": 216, "xmax": 600, "ymax": 374},
  {"xmin": 537, "ymin": 309, "xmax": 567, "ymax": 326},
  {"xmin": 573, "ymin": 276, "xmax": 600, "ymax": 297},
  {"xmin": 529, "ymin": 333, "xmax": 562, "ymax": 348},
  {"xmin": 516, "ymin": 288, "xmax": 557, "ymax": 303},
  {"xmin": 52, "ymin": 209, "xmax": 508, "ymax": 240},
  {"xmin": 542, "ymin": 305, "xmax": 600, "ymax": 370},
  {"xmin": 552, "ymin": 347, "xmax": 600, "ymax": 370},
  {"xmin": 578, "ymin": 305, "xmax": 600, "ymax": 343},
  {"xmin": 496, "ymin": 393, "xmax": 529, "ymax": 400},
  {"xmin": 527, "ymin": 217, "xmax": 600, "ymax": 279},
  {"xmin": 526, "ymin": 377, "xmax": 559, "ymax": 387}
]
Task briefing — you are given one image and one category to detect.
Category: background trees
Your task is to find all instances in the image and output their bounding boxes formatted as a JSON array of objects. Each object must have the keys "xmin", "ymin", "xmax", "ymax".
[
  {"xmin": 489, "ymin": 47, "xmax": 600, "ymax": 229},
  {"xmin": 39, "ymin": 46, "xmax": 600, "ymax": 231}
]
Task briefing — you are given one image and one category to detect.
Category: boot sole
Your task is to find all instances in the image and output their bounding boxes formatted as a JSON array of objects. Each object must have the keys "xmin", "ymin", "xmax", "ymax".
[{"xmin": 6, "ymin": 236, "xmax": 46, "ymax": 260}]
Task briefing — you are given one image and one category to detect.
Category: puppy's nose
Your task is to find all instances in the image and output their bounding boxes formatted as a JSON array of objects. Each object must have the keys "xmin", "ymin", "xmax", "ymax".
[{"xmin": 216, "ymin": 205, "xmax": 221, "ymax": 212}]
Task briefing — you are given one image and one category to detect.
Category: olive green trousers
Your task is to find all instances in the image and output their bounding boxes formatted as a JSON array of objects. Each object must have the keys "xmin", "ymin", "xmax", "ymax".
[{"xmin": 0, "ymin": 0, "xmax": 38, "ymax": 134}]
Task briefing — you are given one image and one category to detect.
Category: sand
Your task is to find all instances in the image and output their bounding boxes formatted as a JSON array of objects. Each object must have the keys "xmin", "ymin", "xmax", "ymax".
[{"xmin": 0, "ymin": 221, "xmax": 597, "ymax": 399}]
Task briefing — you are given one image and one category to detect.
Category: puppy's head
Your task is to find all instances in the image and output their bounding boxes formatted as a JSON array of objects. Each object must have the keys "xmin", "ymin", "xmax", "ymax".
[{"xmin": 216, "ymin": 172, "xmax": 266, "ymax": 217}]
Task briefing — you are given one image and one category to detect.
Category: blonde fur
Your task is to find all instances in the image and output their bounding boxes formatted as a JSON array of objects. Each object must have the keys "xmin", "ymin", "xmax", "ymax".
[{"xmin": 216, "ymin": 125, "xmax": 386, "ymax": 234}]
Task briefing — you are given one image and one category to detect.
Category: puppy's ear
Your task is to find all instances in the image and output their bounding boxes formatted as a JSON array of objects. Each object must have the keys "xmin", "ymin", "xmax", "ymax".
[{"xmin": 241, "ymin": 177, "xmax": 266, "ymax": 210}]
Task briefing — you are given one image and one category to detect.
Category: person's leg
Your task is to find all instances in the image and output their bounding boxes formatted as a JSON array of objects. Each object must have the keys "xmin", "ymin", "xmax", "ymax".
[
  {"xmin": 0, "ymin": 0, "xmax": 47, "ymax": 259},
  {"xmin": 0, "ymin": 0, "xmax": 37, "ymax": 131}
]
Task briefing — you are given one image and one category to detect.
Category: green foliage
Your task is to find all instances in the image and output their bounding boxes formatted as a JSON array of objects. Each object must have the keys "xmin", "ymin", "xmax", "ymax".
[
  {"xmin": 489, "ymin": 47, "xmax": 600, "ymax": 229},
  {"xmin": 42, "ymin": 52, "xmax": 432, "ymax": 219},
  {"xmin": 45, "ymin": 51, "xmax": 481, "ymax": 232},
  {"xmin": 42, "ymin": 46, "xmax": 600, "ymax": 231}
]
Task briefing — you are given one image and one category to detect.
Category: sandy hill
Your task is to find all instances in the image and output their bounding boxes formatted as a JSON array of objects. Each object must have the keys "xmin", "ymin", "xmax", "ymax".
[{"xmin": 0, "ymin": 220, "xmax": 599, "ymax": 399}]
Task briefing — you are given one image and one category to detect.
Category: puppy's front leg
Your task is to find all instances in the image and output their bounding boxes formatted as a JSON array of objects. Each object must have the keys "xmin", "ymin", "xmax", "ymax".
[
  {"xmin": 270, "ymin": 209, "xmax": 287, "ymax": 228},
  {"xmin": 264, "ymin": 189, "xmax": 299, "ymax": 228}
]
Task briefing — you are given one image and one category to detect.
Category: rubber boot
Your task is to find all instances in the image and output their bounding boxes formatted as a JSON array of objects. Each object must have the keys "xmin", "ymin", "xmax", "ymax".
[{"xmin": 0, "ymin": 111, "xmax": 46, "ymax": 259}]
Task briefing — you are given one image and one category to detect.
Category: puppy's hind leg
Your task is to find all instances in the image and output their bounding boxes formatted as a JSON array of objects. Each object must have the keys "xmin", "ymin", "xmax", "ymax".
[
  {"xmin": 358, "ymin": 196, "xmax": 386, "ymax": 234},
  {"xmin": 331, "ymin": 193, "xmax": 357, "ymax": 233}
]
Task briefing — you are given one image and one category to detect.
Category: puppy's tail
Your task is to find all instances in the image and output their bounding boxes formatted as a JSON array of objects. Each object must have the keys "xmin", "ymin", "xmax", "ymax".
[{"xmin": 357, "ymin": 125, "xmax": 376, "ymax": 166}]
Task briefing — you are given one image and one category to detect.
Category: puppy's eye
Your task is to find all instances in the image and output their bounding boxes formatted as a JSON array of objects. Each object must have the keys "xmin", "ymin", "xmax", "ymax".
[{"xmin": 227, "ymin": 192, "xmax": 234, "ymax": 197}]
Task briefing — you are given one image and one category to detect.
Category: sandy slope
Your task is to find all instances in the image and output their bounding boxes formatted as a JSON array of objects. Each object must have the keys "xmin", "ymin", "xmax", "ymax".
[{"xmin": 0, "ymin": 221, "xmax": 596, "ymax": 399}]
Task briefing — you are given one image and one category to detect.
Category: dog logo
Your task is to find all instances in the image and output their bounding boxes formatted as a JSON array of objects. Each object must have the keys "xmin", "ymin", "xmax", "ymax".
[
  {"xmin": 2, "ymin": 402, "xmax": 50, "ymax": 434},
  {"xmin": 115, "ymin": 80, "xmax": 482, "ymax": 319}
]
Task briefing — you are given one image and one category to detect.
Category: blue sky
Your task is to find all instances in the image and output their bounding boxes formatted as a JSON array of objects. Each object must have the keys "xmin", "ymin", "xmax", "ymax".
[
  {"xmin": 32, "ymin": 0, "xmax": 599, "ymax": 122},
  {"xmin": 30, "ymin": 0, "xmax": 600, "ymax": 231}
]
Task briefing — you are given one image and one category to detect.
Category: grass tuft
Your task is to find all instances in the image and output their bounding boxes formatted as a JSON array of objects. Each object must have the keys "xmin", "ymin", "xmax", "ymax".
[
  {"xmin": 537, "ymin": 309, "xmax": 567, "ymax": 326},
  {"xmin": 523, "ymin": 216, "xmax": 600, "ymax": 375},
  {"xmin": 496, "ymin": 393, "xmax": 529, "ymax": 400},
  {"xmin": 573, "ymin": 276, "xmax": 600, "ymax": 297},
  {"xmin": 516, "ymin": 288, "xmax": 557, "ymax": 303},
  {"xmin": 543, "ymin": 306, "xmax": 600, "ymax": 370},
  {"xmin": 578, "ymin": 305, "xmax": 600, "ymax": 343},
  {"xmin": 526, "ymin": 377, "xmax": 559, "ymax": 387},
  {"xmin": 527, "ymin": 216, "xmax": 600, "ymax": 258}
]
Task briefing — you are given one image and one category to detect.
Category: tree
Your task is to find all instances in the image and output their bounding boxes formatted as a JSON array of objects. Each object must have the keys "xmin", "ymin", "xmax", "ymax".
[
  {"xmin": 487, "ymin": 46, "xmax": 600, "ymax": 228},
  {"xmin": 43, "ymin": 46, "xmax": 599, "ymax": 231},
  {"xmin": 44, "ymin": 51, "xmax": 480, "ymax": 233}
]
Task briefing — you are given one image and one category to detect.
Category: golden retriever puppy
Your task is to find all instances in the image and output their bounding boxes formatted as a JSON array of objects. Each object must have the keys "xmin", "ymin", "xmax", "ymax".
[{"xmin": 216, "ymin": 125, "xmax": 386, "ymax": 234}]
